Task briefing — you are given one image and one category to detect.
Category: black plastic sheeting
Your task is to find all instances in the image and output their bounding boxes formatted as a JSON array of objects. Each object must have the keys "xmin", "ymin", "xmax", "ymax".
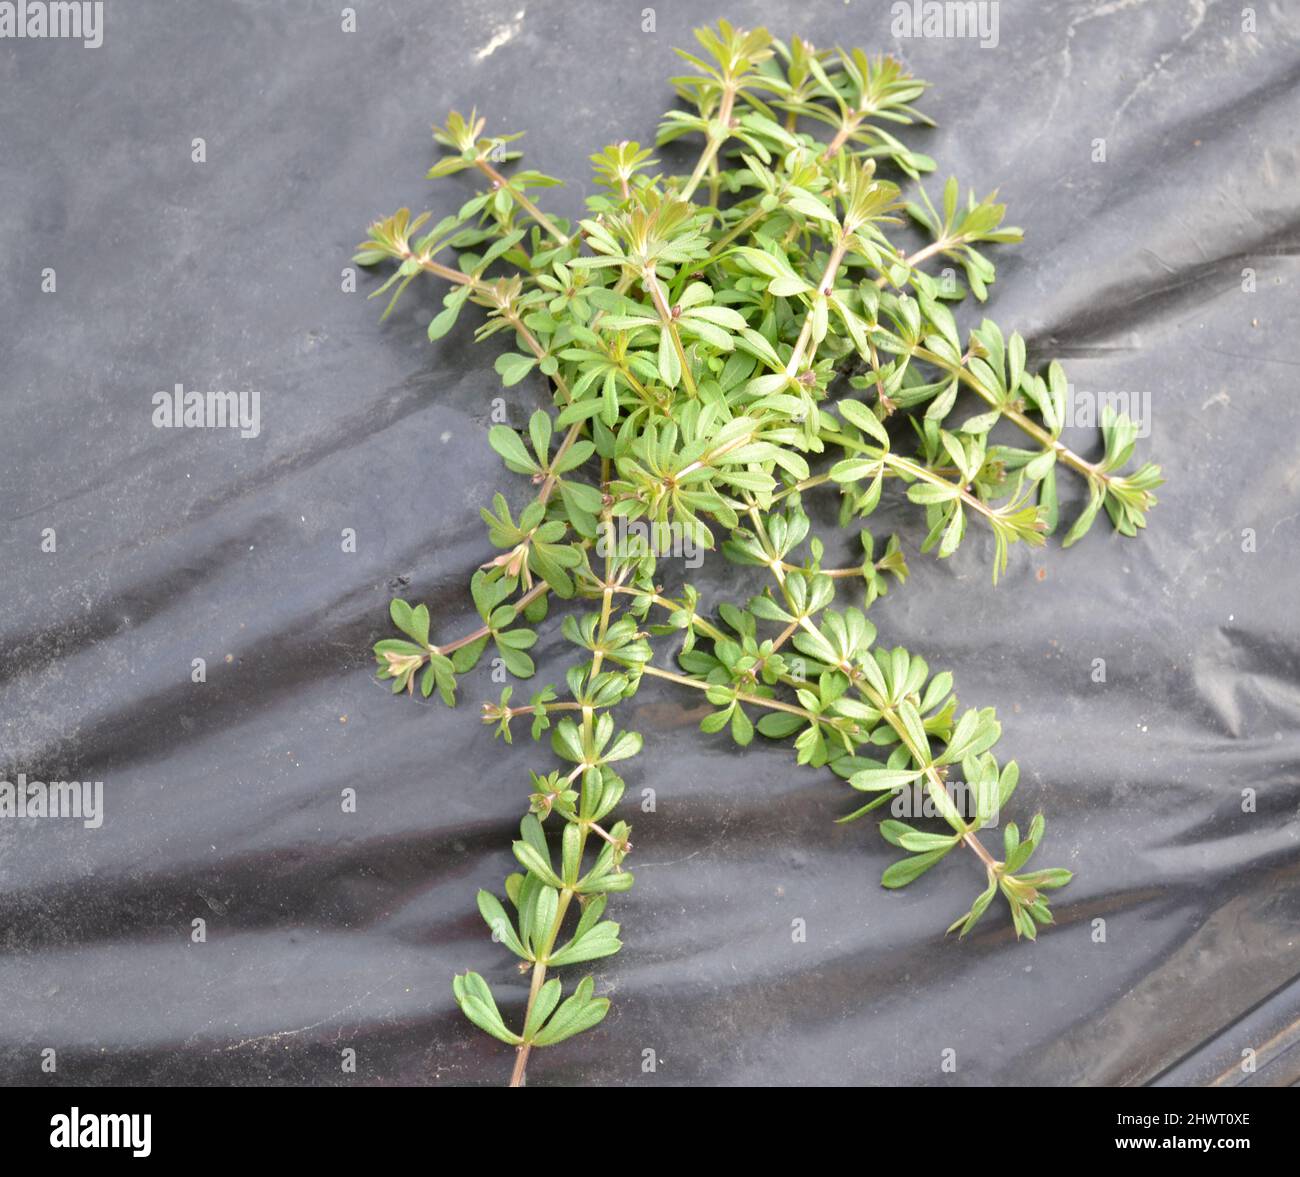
[{"xmin": 2, "ymin": 0, "xmax": 1298, "ymax": 1089}]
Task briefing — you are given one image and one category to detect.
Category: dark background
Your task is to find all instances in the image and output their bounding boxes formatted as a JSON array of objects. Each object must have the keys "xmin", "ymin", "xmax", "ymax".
[{"xmin": 1, "ymin": 0, "xmax": 1298, "ymax": 1087}]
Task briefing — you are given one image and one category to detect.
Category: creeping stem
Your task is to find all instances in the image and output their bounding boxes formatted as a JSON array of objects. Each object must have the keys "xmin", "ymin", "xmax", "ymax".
[{"xmin": 509, "ymin": 510, "xmax": 619, "ymax": 1087}]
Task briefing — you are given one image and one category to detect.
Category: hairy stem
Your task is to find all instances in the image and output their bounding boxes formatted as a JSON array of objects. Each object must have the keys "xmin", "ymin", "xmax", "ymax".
[
  {"xmin": 641, "ymin": 664, "xmax": 822, "ymax": 721},
  {"xmin": 510, "ymin": 511, "xmax": 618, "ymax": 1087},
  {"xmin": 746, "ymin": 504, "xmax": 998, "ymax": 876},
  {"xmin": 825, "ymin": 117, "xmax": 859, "ymax": 158},
  {"xmin": 476, "ymin": 158, "xmax": 568, "ymax": 245},
  {"xmin": 821, "ymin": 427, "xmax": 1006, "ymax": 529},
  {"xmin": 645, "ymin": 267, "xmax": 699, "ymax": 398},
  {"xmin": 435, "ymin": 582, "xmax": 551, "ymax": 655},
  {"xmin": 912, "ymin": 344, "xmax": 1107, "ymax": 484},
  {"xmin": 680, "ymin": 85, "xmax": 737, "ymax": 202},
  {"xmin": 786, "ymin": 236, "xmax": 849, "ymax": 376},
  {"xmin": 869, "ymin": 697, "xmax": 998, "ymax": 871},
  {"xmin": 873, "ymin": 237, "xmax": 955, "ymax": 286},
  {"xmin": 509, "ymin": 885, "xmax": 575, "ymax": 1087}
]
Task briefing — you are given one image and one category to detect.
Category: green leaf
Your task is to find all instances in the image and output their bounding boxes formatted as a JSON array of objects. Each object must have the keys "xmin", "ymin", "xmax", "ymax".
[
  {"xmin": 907, "ymin": 482, "xmax": 960, "ymax": 505},
  {"xmin": 849, "ymin": 766, "xmax": 923, "ymax": 791},
  {"xmin": 786, "ymin": 187, "xmax": 838, "ymax": 224},
  {"xmin": 1018, "ymin": 867, "xmax": 1073, "ymax": 889},
  {"xmin": 389, "ymin": 599, "xmax": 430, "ymax": 646},
  {"xmin": 498, "ymin": 643, "xmax": 536, "ymax": 678},
  {"xmin": 881, "ymin": 849, "xmax": 949, "ymax": 889},
  {"xmin": 1039, "ymin": 466, "xmax": 1060, "ymax": 535},
  {"xmin": 896, "ymin": 831, "xmax": 959, "ymax": 853},
  {"xmin": 658, "ymin": 324, "xmax": 682, "ymax": 389},
  {"xmin": 1062, "ymin": 480, "xmax": 1105, "ymax": 548},
  {"xmin": 1007, "ymin": 331, "xmax": 1025, "ymax": 393},
  {"xmin": 948, "ymin": 879, "xmax": 998, "ymax": 937},
  {"xmin": 550, "ymin": 719, "xmax": 584, "ymax": 763},
  {"xmin": 529, "ymin": 410, "xmax": 553, "ymax": 462},
  {"xmin": 756, "ymin": 712, "xmax": 803, "ymax": 739},
  {"xmin": 837, "ymin": 399, "xmax": 890, "ymax": 447},
  {"xmin": 879, "ymin": 819, "xmax": 917, "ymax": 847},
  {"xmin": 489, "ymin": 425, "xmax": 537, "ymax": 471},
  {"xmin": 895, "ymin": 700, "xmax": 932, "ymax": 760},
  {"xmin": 513, "ymin": 819, "xmax": 564, "ymax": 889},
  {"xmin": 427, "ymin": 302, "xmax": 462, "ymax": 340},
  {"xmin": 576, "ymin": 868, "xmax": 634, "ymax": 894},
  {"xmin": 700, "ymin": 707, "xmax": 731, "ymax": 734},
  {"xmin": 603, "ymin": 731, "xmax": 643, "ymax": 762},
  {"xmin": 523, "ymin": 978, "xmax": 563, "ymax": 1041},
  {"xmin": 495, "ymin": 351, "xmax": 538, "ymax": 386},
  {"xmin": 513, "ymin": 839, "xmax": 563, "ymax": 888},
  {"xmin": 830, "ymin": 458, "xmax": 880, "ymax": 483},
  {"xmin": 452, "ymin": 972, "xmax": 521, "ymax": 1045},
  {"xmin": 919, "ymin": 671, "xmax": 953, "ymax": 714},
  {"xmin": 548, "ymin": 919, "xmax": 622, "ymax": 966},
  {"xmin": 531, "ymin": 977, "xmax": 610, "ymax": 1046},
  {"xmin": 561, "ymin": 821, "xmax": 582, "ymax": 885},
  {"xmin": 477, "ymin": 890, "xmax": 529, "ymax": 959}
]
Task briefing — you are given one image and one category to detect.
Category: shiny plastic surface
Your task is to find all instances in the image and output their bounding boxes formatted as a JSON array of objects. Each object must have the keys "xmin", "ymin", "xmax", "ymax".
[{"xmin": 1, "ymin": 0, "xmax": 1298, "ymax": 1086}]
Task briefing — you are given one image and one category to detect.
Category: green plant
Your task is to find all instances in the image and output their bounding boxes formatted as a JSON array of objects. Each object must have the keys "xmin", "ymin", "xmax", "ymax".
[{"xmin": 359, "ymin": 21, "xmax": 1160, "ymax": 1086}]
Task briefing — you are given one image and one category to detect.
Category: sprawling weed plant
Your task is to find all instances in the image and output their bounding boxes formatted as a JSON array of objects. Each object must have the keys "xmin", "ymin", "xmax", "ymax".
[{"xmin": 358, "ymin": 22, "xmax": 1161, "ymax": 1085}]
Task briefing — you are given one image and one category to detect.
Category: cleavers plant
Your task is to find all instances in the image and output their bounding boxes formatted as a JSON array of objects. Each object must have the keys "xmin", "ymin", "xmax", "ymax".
[{"xmin": 359, "ymin": 22, "xmax": 1161, "ymax": 1086}]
